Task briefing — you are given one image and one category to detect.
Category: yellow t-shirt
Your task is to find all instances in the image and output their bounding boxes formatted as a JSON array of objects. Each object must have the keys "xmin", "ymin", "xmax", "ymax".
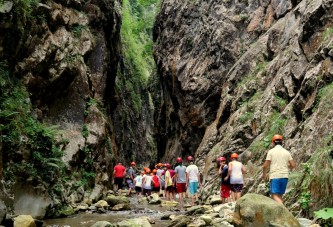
[
  {"xmin": 266, "ymin": 145, "xmax": 293, "ymax": 179},
  {"xmin": 165, "ymin": 170, "xmax": 173, "ymax": 187}
]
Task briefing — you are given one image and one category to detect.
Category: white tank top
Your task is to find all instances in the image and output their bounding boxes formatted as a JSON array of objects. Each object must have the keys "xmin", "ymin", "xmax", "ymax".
[{"xmin": 230, "ymin": 161, "xmax": 244, "ymax": 184}]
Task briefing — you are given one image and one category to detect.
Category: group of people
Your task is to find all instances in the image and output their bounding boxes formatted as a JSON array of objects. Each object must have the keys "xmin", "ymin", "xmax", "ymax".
[
  {"xmin": 217, "ymin": 134, "xmax": 296, "ymax": 205},
  {"xmin": 113, "ymin": 156, "xmax": 201, "ymax": 206},
  {"xmin": 114, "ymin": 134, "xmax": 295, "ymax": 206}
]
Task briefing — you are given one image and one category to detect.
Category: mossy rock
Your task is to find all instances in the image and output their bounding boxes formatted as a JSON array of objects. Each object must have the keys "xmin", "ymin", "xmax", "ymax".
[
  {"xmin": 55, "ymin": 205, "xmax": 75, "ymax": 217},
  {"xmin": 104, "ymin": 195, "xmax": 129, "ymax": 206}
]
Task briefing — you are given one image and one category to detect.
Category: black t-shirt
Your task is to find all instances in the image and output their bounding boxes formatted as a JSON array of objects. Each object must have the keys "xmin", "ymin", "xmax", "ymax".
[{"xmin": 221, "ymin": 165, "xmax": 230, "ymax": 185}]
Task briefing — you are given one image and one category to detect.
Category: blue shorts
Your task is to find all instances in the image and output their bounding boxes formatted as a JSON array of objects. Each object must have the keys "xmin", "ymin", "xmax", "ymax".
[
  {"xmin": 189, "ymin": 182, "xmax": 198, "ymax": 195},
  {"xmin": 270, "ymin": 178, "xmax": 288, "ymax": 194}
]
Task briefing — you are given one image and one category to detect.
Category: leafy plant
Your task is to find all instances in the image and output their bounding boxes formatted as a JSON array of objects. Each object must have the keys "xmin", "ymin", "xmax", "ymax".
[
  {"xmin": 300, "ymin": 192, "xmax": 311, "ymax": 210},
  {"xmin": 314, "ymin": 208, "xmax": 333, "ymax": 226},
  {"xmin": 81, "ymin": 124, "xmax": 89, "ymax": 139}
]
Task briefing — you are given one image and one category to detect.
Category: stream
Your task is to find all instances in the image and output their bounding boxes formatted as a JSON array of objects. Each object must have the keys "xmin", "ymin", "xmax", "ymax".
[{"xmin": 43, "ymin": 197, "xmax": 181, "ymax": 227}]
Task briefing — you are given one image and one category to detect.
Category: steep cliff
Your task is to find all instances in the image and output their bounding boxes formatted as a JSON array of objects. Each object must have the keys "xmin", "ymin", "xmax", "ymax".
[
  {"xmin": 153, "ymin": 0, "xmax": 333, "ymax": 215},
  {"xmin": 0, "ymin": 0, "xmax": 157, "ymax": 219}
]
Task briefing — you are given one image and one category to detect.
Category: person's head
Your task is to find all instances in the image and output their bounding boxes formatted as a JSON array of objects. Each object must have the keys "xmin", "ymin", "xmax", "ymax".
[
  {"xmin": 152, "ymin": 169, "xmax": 157, "ymax": 175},
  {"xmin": 187, "ymin": 155, "xmax": 194, "ymax": 163},
  {"xmin": 141, "ymin": 171, "xmax": 145, "ymax": 175},
  {"xmin": 157, "ymin": 163, "xmax": 163, "ymax": 169},
  {"xmin": 230, "ymin": 153, "xmax": 238, "ymax": 160},
  {"xmin": 131, "ymin": 161, "xmax": 136, "ymax": 167},
  {"xmin": 176, "ymin": 157, "xmax": 182, "ymax": 164},
  {"xmin": 118, "ymin": 162, "xmax": 122, "ymax": 165},
  {"xmin": 217, "ymin": 156, "xmax": 226, "ymax": 165},
  {"xmin": 145, "ymin": 168, "xmax": 151, "ymax": 175},
  {"xmin": 163, "ymin": 163, "xmax": 170, "ymax": 169},
  {"xmin": 272, "ymin": 134, "xmax": 283, "ymax": 145}
]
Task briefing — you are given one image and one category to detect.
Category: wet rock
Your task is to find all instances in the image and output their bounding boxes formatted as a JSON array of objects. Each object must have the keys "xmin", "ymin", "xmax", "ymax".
[
  {"xmin": 167, "ymin": 215, "xmax": 191, "ymax": 227},
  {"xmin": 211, "ymin": 218, "xmax": 235, "ymax": 227},
  {"xmin": 206, "ymin": 195, "xmax": 222, "ymax": 205},
  {"xmin": 148, "ymin": 193, "xmax": 161, "ymax": 204},
  {"xmin": 0, "ymin": 1, "xmax": 13, "ymax": 13},
  {"xmin": 56, "ymin": 205, "xmax": 75, "ymax": 217},
  {"xmin": 74, "ymin": 203, "xmax": 89, "ymax": 212},
  {"xmin": 104, "ymin": 195, "xmax": 129, "ymax": 206},
  {"xmin": 13, "ymin": 215, "xmax": 36, "ymax": 227},
  {"xmin": 187, "ymin": 218, "xmax": 206, "ymax": 227},
  {"xmin": 116, "ymin": 216, "xmax": 152, "ymax": 227},
  {"xmin": 160, "ymin": 200, "xmax": 178, "ymax": 207},
  {"xmin": 94, "ymin": 200, "xmax": 109, "ymax": 209},
  {"xmin": 111, "ymin": 203, "xmax": 131, "ymax": 211},
  {"xmin": 186, "ymin": 206, "xmax": 206, "ymax": 215},
  {"xmin": 233, "ymin": 194, "xmax": 300, "ymax": 227},
  {"xmin": 138, "ymin": 197, "xmax": 148, "ymax": 205},
  {"xmin": 91, "ymin": 221, "xmax": 112, "ymax": 227}
]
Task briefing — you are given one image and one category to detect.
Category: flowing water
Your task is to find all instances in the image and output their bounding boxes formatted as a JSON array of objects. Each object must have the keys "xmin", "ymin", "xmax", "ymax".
[{"xmin": 43, "ymin": 197, "xmax": 182, "ymax": 227}]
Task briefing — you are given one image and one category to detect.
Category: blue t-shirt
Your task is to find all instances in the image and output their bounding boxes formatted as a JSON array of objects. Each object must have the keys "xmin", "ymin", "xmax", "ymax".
[{"xmin": 221, "ymin": 165, "xmax": 230, "ymax": 185}]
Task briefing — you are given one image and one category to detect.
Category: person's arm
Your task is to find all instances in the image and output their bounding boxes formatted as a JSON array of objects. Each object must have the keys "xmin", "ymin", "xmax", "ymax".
[
  {"xmin": 197, "ymin": 169, "xmax": 201, "ymax": 186},
  {"xmin": 218, "ymin": 164, "xmax": 223, "ymax": 175},
  {"xmin": 262, "ymin": 160, "xmax": 271, "ymax": 181},
  {"xmin": 288, "ymin": 160, "xmax": 296, "ymax": 169},
  {"xmin": 224, "ymin": 163, "xmax": 232, "ymax": 180},
  {"xmin": 241, "ymin": 164, "xmax": 246, "ymax": 174},
  {"xmin": 186, "ymin": 172, "xmax": 189, "ymax": 186}
]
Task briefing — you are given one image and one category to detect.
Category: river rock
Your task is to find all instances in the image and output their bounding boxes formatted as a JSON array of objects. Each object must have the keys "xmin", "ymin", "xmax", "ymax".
[
  {"xmin": 111, "ymin": 203, "xmax": 131, "ymax": 211},
  {"xmin": 138, "ymin": 197, "xmax": 148, "ymax": 205},
  {"xmin": 186, "ymin": 206, "xmax": 205, "ymax": 215},
  {"xmin": 94, "ymin": 200, "xmax": 109, "ymax": 208},
  {"xmin": 148, "ymin": 193, "xmax": 161, "ymax": 204},
  {"xmin": 298, "ymin": 218, "xmax": 313, "ymax": 227},
  {"xmin": 160, "ymin": 200, "xmax": 178, "ymax": 207},
  {"xmin": 104, "ymin": 195, "xmax": 129, "ymax": 206},
  {"xmin": 116, "ymin": 216, "xmax": 151, "ymax": 227},
  {"xmin": 13, "ymin": 215, "xmax": 36, "ymax": 227},
  {"xmin": 55, "ymin": 205, "xmax": 75, "ymax": 217},
  {"xmin": 233, "ymin": 193, "xmax": 301, "ymax": 227},
  {"xmin": 74, "ymin": 203, "xmax": 89, "ymax": 212},
  {"xmin": 200, "ymin": 215, "xmax": 213, "ymax": 225},
  {"xmin": 211, "ymin": 218, "xmax": 235, "ymax": 227},
  {"xmin": 187, "ymin": 218, "xmax": 206, "ymax": 227},
  {"xmin": 167, "ymin": 215, "xmax": 191, "ymax": 227},
  {"xmin": 91, "ymin": 221, "xmax": 112, "ymax": 227},
  {"xmin": 206, "ymin": 195, "xmax": 222, "ymax": 205}
]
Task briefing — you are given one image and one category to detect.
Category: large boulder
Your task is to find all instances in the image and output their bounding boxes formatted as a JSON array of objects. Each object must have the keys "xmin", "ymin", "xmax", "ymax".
[
  {"xmin": 13, "ymin": 215, "xmax": 36, "ymax": 227},
  {"xmin": 233, "ymin": 194, "xmax": 300, "ymax": 227},
  {"xmin": 104, "ymin": 195, "xmax": 129, "ymax": 206},
  {"xmin": 116, "ymin": 216, "xmax": 152, "ymax": 227}
]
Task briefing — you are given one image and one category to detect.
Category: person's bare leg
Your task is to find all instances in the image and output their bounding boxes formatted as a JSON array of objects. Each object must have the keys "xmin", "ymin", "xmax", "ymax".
[{"xmin": 272, "ymin": 194, "xmax": 284, "ymax": 204}]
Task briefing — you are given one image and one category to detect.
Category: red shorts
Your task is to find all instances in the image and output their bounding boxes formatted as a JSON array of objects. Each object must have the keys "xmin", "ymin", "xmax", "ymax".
[
  {"xmin": 176, "ymin": 183, "xmax": 186, "ymax": 193},
  {"xmin": 221, "ymin": 184, "xmax": 231, "ymax": 198}
]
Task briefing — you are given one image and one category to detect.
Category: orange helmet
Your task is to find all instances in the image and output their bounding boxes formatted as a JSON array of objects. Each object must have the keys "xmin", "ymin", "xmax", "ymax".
[
  {"xmin": 145, "ymin": 168, "xmax": 151, "ymax": 173},
  {"xmin": 152, "ymin": 169, "xmax": 157, "ymax": 173},
  {"xmin": 141, "ymin": 171, "xmax": 145, "ymax": 174},
  {"xmin": 157, "ymin": 163, "xmax": 163, "ymax": 167},
  {"xmin": 143, "ymin": 167, "xmax": 148, "ymax": 172},
  {"xmin": 131, "ymin": 161, "xmax": 136, "ymax": 166},
  {"xmin": 272, "ymin": 134, "xmax": 283, "ymax": 143},
  {"xmin": 231, "ymin": 153, "xmax": 238, "ymax": 159}
]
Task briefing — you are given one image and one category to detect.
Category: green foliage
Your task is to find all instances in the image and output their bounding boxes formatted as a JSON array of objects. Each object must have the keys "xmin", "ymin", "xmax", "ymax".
[
  {"xmin": 314, "ymin": 208, "xmax": 333, "ymax": 221},
  {"xmin": 274, "ymin": 95, "xmax": 287, "ymax": 110},
  {"xmin": 71, "ymin": 25, "xmax": 87, "ymax": 37},
  {"xmin": 0, "ymin": 61, "xmax": 65, "ymax": 185},
  {"xmin": 322, "ymin": 27, "xmax": 333, "ymax": 42},
  {"xmin": 81, "ymin": 124, "xmax": 89, "ymax": 139},
  {"xmin": 239, "ymin": 111, "xmax": 254, "ymax": 123},
  {"xmin": 315, "ymin": 82, "xmax": 333, "ymax": 112},
  {"xmin": 300, "ymin": 192, "xmax": 312, "ymax": 210}
]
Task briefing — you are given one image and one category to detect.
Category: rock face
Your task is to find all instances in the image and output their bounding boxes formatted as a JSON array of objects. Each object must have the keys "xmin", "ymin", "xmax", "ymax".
[
  {"xmin": 233, "ymin": 194, "xmax": 300, "ymax": 227},
  {"xmin": 153, "ymin": 0, "xmax": 333, "ymax": 210}
]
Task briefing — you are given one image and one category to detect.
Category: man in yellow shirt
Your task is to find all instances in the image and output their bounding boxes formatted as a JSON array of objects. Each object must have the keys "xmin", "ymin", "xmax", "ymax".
[{"xmin": 262, "ymin": 134, "xmax": 296, "ymax": 204}]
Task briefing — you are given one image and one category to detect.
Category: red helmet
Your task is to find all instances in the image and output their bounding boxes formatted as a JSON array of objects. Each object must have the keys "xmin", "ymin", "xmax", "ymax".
[
  {"xmin": 164, "ymin": 163, "xmax": 171, "ymax": 168},
  {"xmin": 187, "ymin": 156, "xmax": 194, "ymax": 161},
  {"xmin": 272, "ymin": 134, "xmax": 283, "ymax": 143},
  {"xmin": 231, "ymin": 153, "xmax": 238, "ymax": 159},
  {"xmin": 176, "ymin": 157, "xmax": 182, "ymax": 163},
  {"xmin": 217, "ymin": 157, "xmax": 226, "ymax": 162}
]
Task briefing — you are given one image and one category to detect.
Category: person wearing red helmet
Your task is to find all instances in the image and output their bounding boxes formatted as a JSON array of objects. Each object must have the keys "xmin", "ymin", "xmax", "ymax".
[
  {"xmin": 175, "ymin": 157, "xmax": 187, "ymax": 206},
  {"xmin": 262, "ymin": 134, "xmax": 296, "ymax": 204},
  {"xmin": 224, "ymin": 153, "xmax": 246, "ymax": 201},
  {"xmin": 163, "ymin": 163, "xmax": 173, "ymax": 200},
  {"xmin": 218, "ymin": 156, "xmax": 231, "ymax": 203},
  {"xmin": 186, "ymin": 155, "xmax": 201, "ymax": 205}
]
